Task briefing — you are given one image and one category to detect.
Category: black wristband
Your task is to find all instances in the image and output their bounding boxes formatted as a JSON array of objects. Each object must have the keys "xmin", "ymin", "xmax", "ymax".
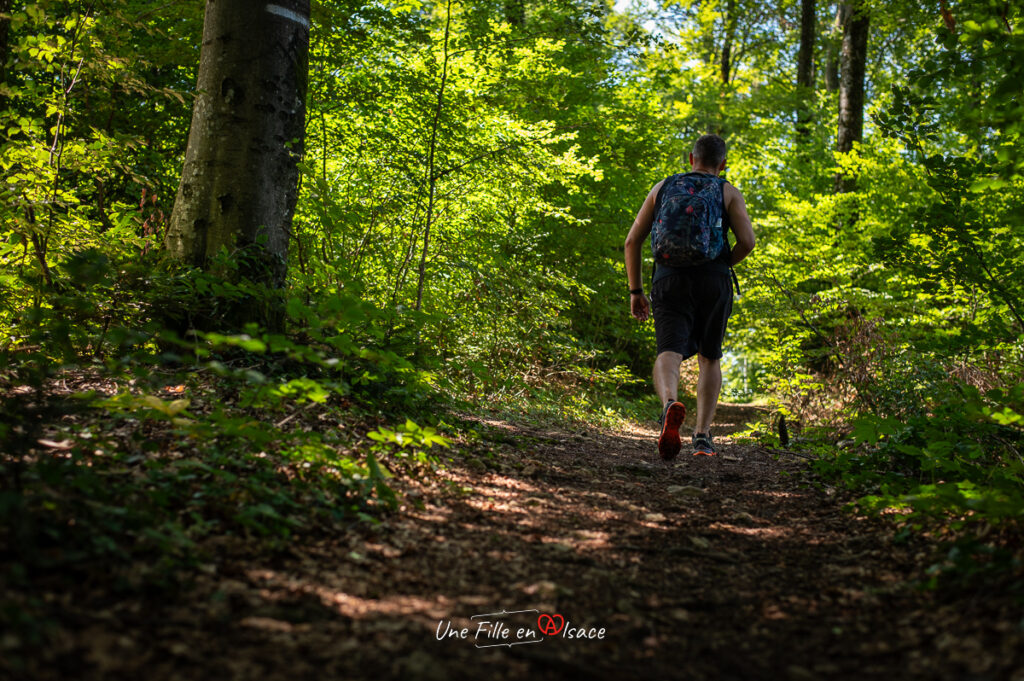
[{"xmin": 629, "ymin": 288, "xmax": 643, "ymax": 295}]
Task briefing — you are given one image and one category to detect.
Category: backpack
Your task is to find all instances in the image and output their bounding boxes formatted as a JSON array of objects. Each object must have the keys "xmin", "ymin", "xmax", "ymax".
[{"xmin": 650, "ymin": 172, "xmax": 728, "ymax": 267}]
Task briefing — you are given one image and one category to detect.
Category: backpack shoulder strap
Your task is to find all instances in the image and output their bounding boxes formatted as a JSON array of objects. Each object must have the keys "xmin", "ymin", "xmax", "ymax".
[{"xmin": 718, "ymin": 179, "xmax": 741, "ymax": 297}]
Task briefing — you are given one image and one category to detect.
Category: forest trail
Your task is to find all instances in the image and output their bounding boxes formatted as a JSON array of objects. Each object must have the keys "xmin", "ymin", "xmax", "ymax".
[{"xmin": 34, "ymin": 405, "xmax": 1022, "ymax": 681}]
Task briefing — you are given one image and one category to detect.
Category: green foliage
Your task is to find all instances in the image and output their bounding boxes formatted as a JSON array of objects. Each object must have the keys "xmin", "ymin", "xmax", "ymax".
[
  {"xmin": 1, "ymin": 1, "xmax": 199, "ymax": 312},
  {"xmin": 0, "ymin": 319, "xmax": 461, "ymax": 645},
  {"xmin": 0, "ymin": 388, "xmax": 360, "ymax": 575},
  {"xmin": 368, "ymin": 419, "xmax": 451, "ymax": 457},
  {"xmin": 812, "ymin": 385, "xmax": 1024, "ymax": 521},
  {"xmin": 298, "ymin": 0, "xmax": 611, "ymax": 383},
  {"xmin": 364, "ymin": 419, "xmax": 452, "ymax": 508},
  {"xmin": 4, "ymin": 0, "xmax": 1024, "ymax": 604},
  {"xmin": 0, "ymin": 242, "xmax": 457, "ymax": 616}
]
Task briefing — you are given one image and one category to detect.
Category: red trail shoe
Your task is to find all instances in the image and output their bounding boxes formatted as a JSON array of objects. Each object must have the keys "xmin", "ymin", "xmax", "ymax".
[{"xmin": 658, "ymin": 401, "xmax": 686, "ymax": 460}]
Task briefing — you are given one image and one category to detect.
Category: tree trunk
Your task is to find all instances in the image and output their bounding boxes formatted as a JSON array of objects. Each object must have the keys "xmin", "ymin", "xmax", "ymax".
[
  {"xmin": 165, "ymin": 0, "xmax": 310, "ymax": 302},
  {"xmin": 415, "ymin": 0, "xmax": 452, "ymax": 313},
  {"xmin": 0, "ymin": 0, "xmax": 9, "ymax": 68},
  {"xmin": 504, "ymin": 0, "xmax": 525, "ymax": 28},
  {"xmin": 0, "ymin": 0, "xmax": 10, "ymax": 106},
  {"xmin": 795, "ymin": 0, "xmax": 816, "ymax": 137},
  {"xmin": 824, "ymin": 3, "xmax": 849, "ymax": 92},
  {"xmin": 720, "ymin": 0, "xmax": 737, "ymax": 84},
  {"xmin": 834, "ymin": 1, "xmax": 868, "ymax": 194}
]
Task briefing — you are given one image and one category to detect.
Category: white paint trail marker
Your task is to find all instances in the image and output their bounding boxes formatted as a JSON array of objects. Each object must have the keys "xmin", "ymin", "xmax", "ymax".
[{"xmin": 266, "ymin": 4, "xmax": 310, "ymax": 28}]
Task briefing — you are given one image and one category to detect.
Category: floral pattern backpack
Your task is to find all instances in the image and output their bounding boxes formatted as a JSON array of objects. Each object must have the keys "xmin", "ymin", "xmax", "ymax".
[{"xmin": 650, "ymin": 172, "xmax": 728, "ymax": 267}]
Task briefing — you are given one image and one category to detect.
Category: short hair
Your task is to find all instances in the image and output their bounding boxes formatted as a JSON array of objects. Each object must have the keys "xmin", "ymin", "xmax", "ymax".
[{"xmin": 692, "ymin": 134, "xmax": 727, "ymax": 167}]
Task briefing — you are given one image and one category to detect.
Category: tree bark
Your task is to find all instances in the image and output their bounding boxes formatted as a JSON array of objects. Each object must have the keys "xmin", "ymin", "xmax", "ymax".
[
  {"xmin": 720, "ymin": 0, "xmax": 737, "ymax": 84},
  {"xmin": 166, "ymin": 0, "xmax": 310, "ymax": 296},
  {"xmin": 415, "ymin": 0, "xmax": 452, "ymax": 313},
  {"xmin": 795, "ymin": 0, "xmax": 816, "ymax": 137},
  {"xmin": 824, "ymin": 3, "xmax": 849, "ymax": 92},
  {"xmin": 0, "ymin": 0, "xmax": 10, "ymax": 91},
  {"xmin": 834, "ymin": 0, "xmax": 868, "ymax": 194}
]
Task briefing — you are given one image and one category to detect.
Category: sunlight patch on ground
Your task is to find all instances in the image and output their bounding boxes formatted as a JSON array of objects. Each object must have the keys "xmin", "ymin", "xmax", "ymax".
[
  {"xmin": 245, "ymin": 568, "xmax": 453, "ymax": 621},
  {"xmin": 708, "ymin": 522, "xmax": 792, "ymax": 539},
  {"xmin": 743, "ymin": 489, "xmax": 806, "ymax": 499}
]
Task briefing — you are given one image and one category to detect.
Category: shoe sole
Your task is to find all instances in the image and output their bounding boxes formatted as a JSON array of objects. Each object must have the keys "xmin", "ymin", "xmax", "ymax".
[
  {"xmin": 658, "ymin": 402, "xmax": 686, "ymax": 460},
  {"xmin": 693, "ymin": 448, "xmax": 715, "ymax": 456}
]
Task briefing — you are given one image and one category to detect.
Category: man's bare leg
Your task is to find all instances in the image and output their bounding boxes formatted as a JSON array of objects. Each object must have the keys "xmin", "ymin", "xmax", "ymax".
[
  {"xmin": 653, "ymin": 351, "xmax": 684, "ymax": 408},
  {"xmin": 653, "ymin": 350, "xmax": 686, "ymax": 460},
  {"xmin": 695, "ymin": 354, "xmax": 722, "ymax": 434}
]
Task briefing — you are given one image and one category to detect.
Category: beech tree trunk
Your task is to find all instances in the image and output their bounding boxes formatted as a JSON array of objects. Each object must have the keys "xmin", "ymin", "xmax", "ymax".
[
  {"xmin": 796, "ymin": 0, "xmax": 816, "ymax": 137},
  {"xmin": 720, "ymin": 0, "xmax": 737, "ymax": 84},
  {"xmin": 0, "ymin": 0, "xmax": 10, "ymax": 95},
  {"xmin": 824, "ymin": 3, "xmax": 849, "ymax": 92},
  {"xmin": 834, "ymin": 0, "xmax": 868, "ymax": 194},
  {"xmin": 166, "ymin": 0, "xmax": 310, "ymax": 294}
]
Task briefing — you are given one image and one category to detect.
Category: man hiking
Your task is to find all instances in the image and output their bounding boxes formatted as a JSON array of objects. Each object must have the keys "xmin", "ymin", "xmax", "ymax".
[{"xmin": 624, "ymin": 134, "xmax": 756, "ymax": 460}]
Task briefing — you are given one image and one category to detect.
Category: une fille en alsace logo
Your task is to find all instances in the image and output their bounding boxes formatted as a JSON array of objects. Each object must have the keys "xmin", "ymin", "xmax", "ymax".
[{"xmin": 436, "ymin": 609, "xmax": 607, "ymax": 649}]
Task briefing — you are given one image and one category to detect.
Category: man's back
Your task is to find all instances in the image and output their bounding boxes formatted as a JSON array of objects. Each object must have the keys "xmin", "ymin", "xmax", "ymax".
[{"xmin": 622, "ymin": 133, "xmax": 754, "ymax": 459}]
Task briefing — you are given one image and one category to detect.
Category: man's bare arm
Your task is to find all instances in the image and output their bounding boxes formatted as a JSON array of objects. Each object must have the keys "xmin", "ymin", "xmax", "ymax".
[
  {"xmin": 624, "ymin": 181, "xmax": 663, "ymax": 321},
  {"xmin": 624, "ymin": 181, "xmax": 662, "ymax": 291},
  {"xmin": 723, "ymin": 183, "xmax": 755, "ymax": 266}
]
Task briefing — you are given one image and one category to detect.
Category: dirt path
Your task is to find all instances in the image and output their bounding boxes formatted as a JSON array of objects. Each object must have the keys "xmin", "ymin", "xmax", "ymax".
[{"xmin": 28, "ymin": 405, "xmax": 1024, "ymax": 680}]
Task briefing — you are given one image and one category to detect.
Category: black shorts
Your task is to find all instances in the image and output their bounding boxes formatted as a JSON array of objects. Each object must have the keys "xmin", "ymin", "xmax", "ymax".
[{"xmin": 651, "ymin": 269, "xmax": 733, "ymax": 360}]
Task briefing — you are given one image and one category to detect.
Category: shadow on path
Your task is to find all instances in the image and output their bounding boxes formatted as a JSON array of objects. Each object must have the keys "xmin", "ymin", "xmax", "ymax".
[{"xmin": 31, "ymin": 406, "xmax": 1024, "ymax": 681}]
